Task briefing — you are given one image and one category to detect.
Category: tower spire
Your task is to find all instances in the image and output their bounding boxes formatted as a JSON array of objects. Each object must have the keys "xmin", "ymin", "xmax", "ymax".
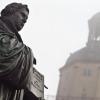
[{"xmin": 87, "ymin": 12, "xmax": 100, "ymax": 46}]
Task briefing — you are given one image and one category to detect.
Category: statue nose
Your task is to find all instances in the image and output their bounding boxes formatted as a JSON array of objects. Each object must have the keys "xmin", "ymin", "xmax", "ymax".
[
  {"xmin": 23, "ymin": 16, "xmax": 28, "ymax": 23},
  {"xmin": 22, "ymin": 19, "xmax": 26, "ymax": 23}
]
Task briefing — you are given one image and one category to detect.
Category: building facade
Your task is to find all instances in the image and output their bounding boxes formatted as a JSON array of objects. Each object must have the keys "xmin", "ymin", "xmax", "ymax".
[{"xmin": 56, "ymin": 12, "xmax": 100, "ymax": 100}]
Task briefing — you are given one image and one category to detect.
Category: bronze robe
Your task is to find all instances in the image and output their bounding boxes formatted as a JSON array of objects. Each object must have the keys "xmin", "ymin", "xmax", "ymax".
[{"xmin": 0, "ymin": 18, "xmax": 36, "ymax": 100}]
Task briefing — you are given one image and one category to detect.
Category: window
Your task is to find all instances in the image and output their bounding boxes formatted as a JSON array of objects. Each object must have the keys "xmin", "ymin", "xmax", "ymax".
[{"xmin": 83, "ymin": 68, "xmax": 92, "ymax": 76}]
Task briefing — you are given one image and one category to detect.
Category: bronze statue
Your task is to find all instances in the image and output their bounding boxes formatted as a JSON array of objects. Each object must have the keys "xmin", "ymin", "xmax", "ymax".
[{"xmin": 0, "ymin": 2, "xmax": 38, "ymax": 100}]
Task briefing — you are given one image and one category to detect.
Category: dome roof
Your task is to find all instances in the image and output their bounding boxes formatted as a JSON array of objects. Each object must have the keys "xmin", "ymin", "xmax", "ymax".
[{"xmin": 66, "ymin": 41, "xmax": 100, "ymax": 66}]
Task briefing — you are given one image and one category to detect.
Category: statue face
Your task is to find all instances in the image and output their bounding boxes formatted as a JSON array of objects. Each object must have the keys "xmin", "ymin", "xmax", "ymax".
[{"xmin": 11, "ymin": 8, "xmax": 29, "ymax": 31}]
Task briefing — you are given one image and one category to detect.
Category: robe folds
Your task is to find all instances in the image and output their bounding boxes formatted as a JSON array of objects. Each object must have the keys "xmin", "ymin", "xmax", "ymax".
[{"xmin": 0, "ymin": 18, "xmax": 37, "ymax": 100}]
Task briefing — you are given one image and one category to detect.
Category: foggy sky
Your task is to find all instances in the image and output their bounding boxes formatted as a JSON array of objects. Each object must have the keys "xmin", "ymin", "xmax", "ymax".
[{"xmin": 0, "ymin": 0, "xmax": 100, "ymax": 97}]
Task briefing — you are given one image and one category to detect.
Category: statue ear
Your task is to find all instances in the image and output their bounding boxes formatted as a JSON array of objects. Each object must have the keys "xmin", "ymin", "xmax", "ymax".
[{"xmin": 33, "ymin": 57, "xmax": 36, "ymax": 65}]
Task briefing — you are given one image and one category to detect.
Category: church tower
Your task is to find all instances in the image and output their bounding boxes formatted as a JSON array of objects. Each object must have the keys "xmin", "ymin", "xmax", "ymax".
[{"xmin": 56, "ymin": 13, "xmax": 100, "ymax": 100}]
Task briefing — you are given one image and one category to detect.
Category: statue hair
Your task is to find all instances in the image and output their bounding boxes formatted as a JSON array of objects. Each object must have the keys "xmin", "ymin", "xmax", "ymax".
[{"xmin": 1, "ymin": 2, "xmax": 29, "ymax": 17}]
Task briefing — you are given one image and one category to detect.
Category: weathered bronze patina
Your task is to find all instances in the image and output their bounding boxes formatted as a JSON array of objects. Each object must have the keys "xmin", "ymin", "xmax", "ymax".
[{"xmin": 0, "ymin": 2, "xmax": 38, "ymax": 100}]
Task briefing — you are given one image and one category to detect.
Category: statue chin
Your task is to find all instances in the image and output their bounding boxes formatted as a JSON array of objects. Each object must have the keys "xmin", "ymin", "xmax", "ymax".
[{"xmin": 17, "ymin": 25, "xmax": 24, "ymax": 31}]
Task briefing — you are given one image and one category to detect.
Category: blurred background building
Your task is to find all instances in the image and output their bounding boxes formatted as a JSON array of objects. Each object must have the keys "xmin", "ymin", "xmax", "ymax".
[{"xmin": 56, "ymin": 13, "xmax": 100, "ymax": 100}]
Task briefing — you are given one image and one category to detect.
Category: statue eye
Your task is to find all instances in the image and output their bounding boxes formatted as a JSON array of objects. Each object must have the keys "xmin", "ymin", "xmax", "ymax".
[{"xmin": 21, "ymin": 13, "xmax": 28, "ymax": 20}]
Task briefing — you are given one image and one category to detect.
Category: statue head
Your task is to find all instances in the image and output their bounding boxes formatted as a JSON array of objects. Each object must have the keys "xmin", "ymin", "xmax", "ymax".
[
  {"xmin": 1, "ymin": 3, "xmax": 29, "ymax": 17},
  {"xmin": 1, "ymin": 3, "xmax": 29, "ymax": 31}
]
